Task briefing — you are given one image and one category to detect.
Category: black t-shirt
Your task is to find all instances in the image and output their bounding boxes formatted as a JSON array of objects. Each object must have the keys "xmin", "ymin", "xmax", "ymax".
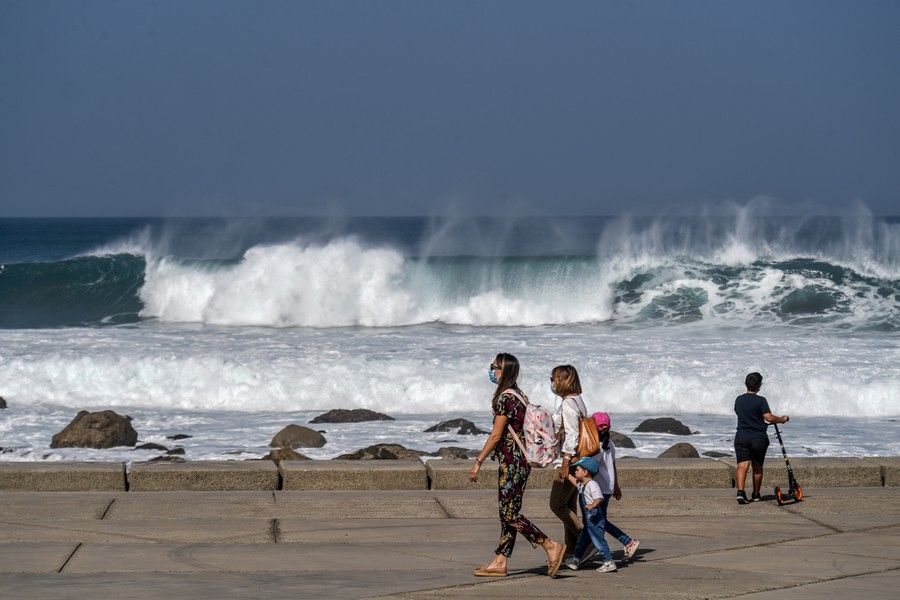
[{"xmin": 734, "ymin": 393, "xmax": 771, "ymax": 435}]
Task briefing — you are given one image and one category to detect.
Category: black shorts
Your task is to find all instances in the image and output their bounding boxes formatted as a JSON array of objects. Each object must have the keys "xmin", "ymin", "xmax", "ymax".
[{"xmin": 734, "ymin": 433, "xmax": 769, "ymax": 465}]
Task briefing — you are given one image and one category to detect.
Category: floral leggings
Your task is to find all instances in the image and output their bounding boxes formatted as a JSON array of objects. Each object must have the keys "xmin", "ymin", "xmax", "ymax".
[{"xmin": 496, "ymin": 459, "xmax": 547, "ymax": 557}]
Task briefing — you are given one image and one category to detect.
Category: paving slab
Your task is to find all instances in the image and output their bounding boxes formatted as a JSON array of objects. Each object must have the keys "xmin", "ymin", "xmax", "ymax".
[
  {"xmin": 432, "ymin": 489, "xmax": 557, "ymax": 520},
  {"xmin": 0, "ymin": 543, "xmax": 78, "ymax": 574},
  {"xmin": 719, "ymin": 456, "xmax": 883, "ymax": 487},
  {"xmin": 735, "ymin": 568, "xmax": 900, "ymax": 599},
  {"xmin": 274, "ymin": 490, "xmax": 447, "ymax": 519},
  {"xmin": 105, "ymin": 491, "xmax": 275, "ymax": 519},
  {"xmin": 0, "ymin": 518, "xmax": 273, "ymax": 544},
  {"xmin": 0, "ymin": 491, "xmax": 118, "ymax": 520},
  {"xmin": 63, "ymin": 541, "xmax": 480, "ymax": 573},
  {"xmin": 277, "ymin": 518, "xmax": 496, "ymax": 544},
  {"xmin": 661, "ymin": 534, "xmax": 899, "ymax": 579},
  {"xmin": 776, "ymin": 487, "xmax": 900, "ymax": 531},
  {"xmin": 280, "ymin": 460, "xmax": 428, "ymax": 490},
  {"xmin": 0, "ymin": 570, "xmax": 486, "ymax": 600},
  {"xmin": 128, "ymin": 461, "xmax": 278, "ymax": 491},
  {"xmin": 0, "ymin": 462, "xmax": 126, "ymax": 492},
  {"xmin": 865, "ymin": 456, "xmax": 900, "ymax": 486}
]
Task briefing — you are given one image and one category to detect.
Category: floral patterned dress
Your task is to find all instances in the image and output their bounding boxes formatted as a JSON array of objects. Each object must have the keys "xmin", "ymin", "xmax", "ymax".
[{"xmin": 491, "ymin": 390, "xmax": 548, "ymax": 557}]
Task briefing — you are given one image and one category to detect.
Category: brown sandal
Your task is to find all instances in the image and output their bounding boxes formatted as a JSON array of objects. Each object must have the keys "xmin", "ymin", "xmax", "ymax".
[
  {"xmin": 474, "ymin": 566, "xmax": 508, "ymax": 577},
  {"xmin": 547, "ymin": 543, "xmax": 567, "ymax": 577}
]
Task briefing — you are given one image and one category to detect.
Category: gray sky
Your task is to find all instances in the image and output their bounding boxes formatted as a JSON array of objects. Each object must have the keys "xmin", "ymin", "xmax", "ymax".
[{"xmin": 1, "ymin": 1, "xmax": 899, "ymax": 217}]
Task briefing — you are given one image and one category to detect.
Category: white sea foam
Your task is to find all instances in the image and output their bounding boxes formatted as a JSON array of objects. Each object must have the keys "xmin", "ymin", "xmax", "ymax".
[{"xmin": 0, "ymin": 325, "xmax": 896, "ymax": 418}]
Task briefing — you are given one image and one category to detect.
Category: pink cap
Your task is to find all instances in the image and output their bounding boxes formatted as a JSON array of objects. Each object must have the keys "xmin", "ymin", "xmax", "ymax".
[{"xmin": 593, "ymin": 412, "xmax": 611, "ymax": 430}]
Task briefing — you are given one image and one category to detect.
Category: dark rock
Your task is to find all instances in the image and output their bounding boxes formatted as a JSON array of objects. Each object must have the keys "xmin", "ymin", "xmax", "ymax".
[
  {"xmin": 0, "ymin": 396, "xmax": 6, "ymax": 409},
  {"xmin": 424, "ymin": 418, "xmax": 488, "ymax": 435},
  {"xmin": 335, "ymin": 444, "xmax": 429, "ymax": 460},
  {"xmin": 166, "ymin": 447, "xmax": 185, "ymax": 455},
  {"xmin": 166, "ymin": 434, "xmax": 192, "ymax": 440},
  {"xmin": 432, "ymin": 446, "xmax": 475, "ymax": 459},
  {"xmin": 134, "ymin": 442, "xmax": 169, "ymax": 452},
  {"xmin": 50, "ymin": 410, "xmax": 138, "ymax": 449},
  {"xmin": 634, "ymin": 417, "xmax": 693, "ymax": 436},
  {"xmin": 310, "ymin": 409, "xmax": 394, "ymax": 424},
  {"xmin": 0, "ymin": 447, "xmax": 14, "ymax": 454},
  {"xmin": 609, "ymin": 430, "xmax": 636, "ymax": 449},
  {"xmin": 804, "ymin": 447, "xmax": 819, "ymax": 454},
  {"xmin": 262, "ymin": 447, "xmax": 310, "ymax": 462},
  {"xmin": 270, "ymin": 424, "xmax": 327, "ymax": 448},
  {"xmin": 702, "ymin": 451, "xmax": 731, "ymax": 458},
  {"xmin": 148, "ymin": 455, "xmax": 185, "ymax": 463},
  {"xmin": 658, "ymin": 442, "xmax": 700, "ymax": 458}
]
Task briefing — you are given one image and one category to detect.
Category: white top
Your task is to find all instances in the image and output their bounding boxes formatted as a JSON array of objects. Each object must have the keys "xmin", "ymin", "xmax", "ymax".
[
  {"xmin": 593, "ymin": 441, "xmax": 617, "ymax": 495},
  {"xmin": 577, "ymin": 479, "xmax": 603, "ymax": 506},
  {"xmin": 552, "ymin": 394, "xmax": 587, "ymax": 456}
]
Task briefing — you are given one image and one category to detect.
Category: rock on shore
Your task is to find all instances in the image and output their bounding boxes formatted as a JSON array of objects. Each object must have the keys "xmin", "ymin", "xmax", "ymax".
[
  {"xmin": 658, "ymin": 442, "xmax": 700, "ymax": 458},
  {"xmin": 262, "ymin": 448, "xmax": 310, "ymax": 462},
  {"xmin": 610, "ymin": 431, "xmax": 636, "ymax": 448},
  {"xmin": 310, "ymin": 409, "xmax": 395, "ymax": 424},
  {"xmin": 270, "ymin": 424, "xmax": 327, "ymax": 448},
  {"xmin": 135, "ymin": 442, "xmax": 169, "ymax": 452},
  {"xmin": 50, "ymin": 410, "xmax": 138, "ymax": 449},
  {"xmin": 0, "ymin": 396, "xmax": 6, "ymax": 409},
  {"xmin": 635, "ymin": 417, "xmax": 693, "ymax": 436},
  {"xmin": 432, "ymin": 447, "xmax": 477, "ymax": 459},
  {"xmin": 424, "ymin": 419, "xmax": 488, "ymax": 435},
  {"xmin": 336, "ymin": 444, "xmax": 429, "ymax": 460}
]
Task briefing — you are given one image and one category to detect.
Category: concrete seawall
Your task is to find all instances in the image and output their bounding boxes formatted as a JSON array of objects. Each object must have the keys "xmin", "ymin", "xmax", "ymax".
[{"xmin": 1, "ymin": 457, "xmax": 897, "ymax": 491}]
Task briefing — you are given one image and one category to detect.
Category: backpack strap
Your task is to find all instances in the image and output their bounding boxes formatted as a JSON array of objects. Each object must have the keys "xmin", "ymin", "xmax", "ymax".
[
  {"xmin": 503, "ymin": 388, "xmax": 528, "ymax": 405},
  {"xmin": 502, "ymin": 388, "xmax": 529, "ymax": 456}
]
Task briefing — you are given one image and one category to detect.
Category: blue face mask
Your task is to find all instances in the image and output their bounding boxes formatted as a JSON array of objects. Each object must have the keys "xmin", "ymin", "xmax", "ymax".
[{"xmin": 489, "ymin": 365, "xmax": 499, "ymax": 384}]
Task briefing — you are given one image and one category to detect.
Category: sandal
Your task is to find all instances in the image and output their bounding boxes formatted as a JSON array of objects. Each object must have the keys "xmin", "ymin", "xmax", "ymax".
[
  {"xmin": 547, "ymin": 543, "xmax": 567, "ymax": 577},
  {"xmin": 473, "ymin": 566, "xmax": 508, "ymax": 577}
]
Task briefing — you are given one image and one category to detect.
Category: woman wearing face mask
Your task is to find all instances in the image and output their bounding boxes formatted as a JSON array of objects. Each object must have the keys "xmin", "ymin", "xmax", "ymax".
[
  {"xmin": 469, "ymin": 353, "xmax": 567, "ymax": 577},
  {"xmin": 548, "ymin": 364, "xmax": 591, "ymax": 564}
]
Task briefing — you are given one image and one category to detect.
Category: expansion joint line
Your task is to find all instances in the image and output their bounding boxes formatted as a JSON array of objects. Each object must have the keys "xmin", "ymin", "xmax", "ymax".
[
  {"xmin": 57, "ymin": 542, "xmax": 82, "ymax": 574},
  {"xmin": 98, "ymin": 498, "xmax": 116, "ymax": 520},
  {"xmin": 781, "ymin": 506, "xmax": 842, "ymax": 533},
  {"xmin": 432, "ymin": 496, "xmax": 453, "ymax": 519}
]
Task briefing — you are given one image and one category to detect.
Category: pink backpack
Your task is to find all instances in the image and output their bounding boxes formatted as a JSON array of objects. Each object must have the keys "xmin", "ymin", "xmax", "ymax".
[{"xmin": 504, "ymin": 389, "xmax": 560, "ymax": 468}]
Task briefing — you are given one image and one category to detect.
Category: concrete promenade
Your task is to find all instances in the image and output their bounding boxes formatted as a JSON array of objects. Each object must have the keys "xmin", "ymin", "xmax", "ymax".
[{"xmin": 1, "ymin": 484, "xmax": 898, "ymax": 599}]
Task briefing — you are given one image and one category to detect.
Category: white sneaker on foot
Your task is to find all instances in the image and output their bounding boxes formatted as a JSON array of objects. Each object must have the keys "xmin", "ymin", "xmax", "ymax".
[
  {"xmin": 596, "ymin": 560, "xmax": 618, "ymax": 573},
  {"xmin": 564, "ymin": 556, "xmax": 579, "ymax": 571},
  {"xmin": 623, "ymin": 539, "xmax": 640, "ymax": 560}
]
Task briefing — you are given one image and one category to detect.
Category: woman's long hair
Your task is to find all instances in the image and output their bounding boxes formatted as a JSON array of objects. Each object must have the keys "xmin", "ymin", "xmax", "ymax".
[{"xmin": 491, "ymin": 353, "xmax": 522, "ymax": 405}]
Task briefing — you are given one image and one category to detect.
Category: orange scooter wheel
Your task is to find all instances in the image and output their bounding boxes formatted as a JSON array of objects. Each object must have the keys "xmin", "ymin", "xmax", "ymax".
[
  {"xmin": 774, "ymin": 486, "xmax": 784, "ymax": 506},
  {"xmin": 794, "ymin": 485, "xmax": 803, "ymax": 502}
]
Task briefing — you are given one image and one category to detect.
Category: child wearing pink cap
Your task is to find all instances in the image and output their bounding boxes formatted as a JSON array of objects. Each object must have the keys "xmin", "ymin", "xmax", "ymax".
[{"xmin": 565, "ymin": 412, "xmax": 640, "ymax": 571}]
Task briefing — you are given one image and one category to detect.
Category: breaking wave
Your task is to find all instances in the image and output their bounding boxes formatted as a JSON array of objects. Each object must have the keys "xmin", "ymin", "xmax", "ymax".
[{"xmin": 1, "ymin": 211, "xmax": 897, "ymax": 330}]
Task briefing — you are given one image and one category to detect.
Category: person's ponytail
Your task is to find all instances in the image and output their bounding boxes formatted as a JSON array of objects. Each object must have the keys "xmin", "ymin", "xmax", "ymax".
[{"xmin": 600, "ymin": 429, "xmax": 610, "ymax": 451}]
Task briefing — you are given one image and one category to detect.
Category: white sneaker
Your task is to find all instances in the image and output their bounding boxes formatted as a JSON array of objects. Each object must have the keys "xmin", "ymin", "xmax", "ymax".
[
  {"xmin": 564, "ymin": 556, "xmax": 579, "ymax": 571},
  {"xmin": 623, "ymin": 539, "xmax": 640, "ymax": 560},
  {"xmin": 596, "ymin": 560, "xmax": 618, "ymax": 573}
]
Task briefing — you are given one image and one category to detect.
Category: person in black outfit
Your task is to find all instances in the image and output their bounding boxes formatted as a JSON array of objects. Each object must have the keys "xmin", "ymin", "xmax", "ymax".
[{"xmin": 734, "ymin": 372, "xmax": 789, "ymax": 504}]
